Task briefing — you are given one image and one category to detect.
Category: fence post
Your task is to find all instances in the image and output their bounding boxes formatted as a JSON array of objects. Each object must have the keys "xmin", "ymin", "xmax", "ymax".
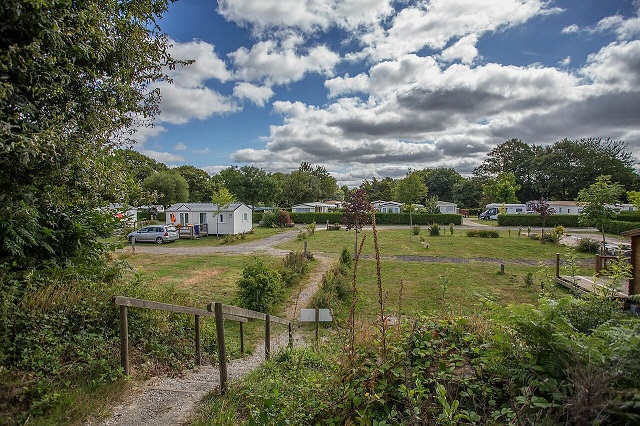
[
  {"xmin": 214, "ymin": 302, "xmax": 228, "ymax": 394},
  {"xmin": 304, "ymin": 241, "xmax": 308, "ymax": 257},
  {"xmin": 265, "ymin": 314, "xmax": 271, "ymax": 359},
  {"xmin": 288, "ymin": 322, "xmax": 293, "ymax": 349},
  {"xmin": 240, "ymin": 322, "xmax": 244, "ymax": 354},
  {"xmin": 120, "ymin": 305, "xmax": 129, "ymax": 376},
  {"xmin": 315, "ymin": 308, "xmax": 319, "ymax": 345},
  {"xmin": 195, "ymin": 314, "xmax": 201, "ymax": 366},
  {"xmin": 555, "ymin": 253, "xmax": 560, "ymax": 278},
  {"xmin": 595, "ymin": 254, "xmax": 601, "ymax": 275}
]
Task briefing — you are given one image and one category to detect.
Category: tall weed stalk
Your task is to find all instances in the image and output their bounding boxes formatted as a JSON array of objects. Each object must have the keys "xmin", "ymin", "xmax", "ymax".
[
  {"xmin": 371, "ymin": 208, "xmax": 387, "ymax": 358},
  {"xmin": 348, "ymin": 234, "xmax": 367, "ymax": 363}
]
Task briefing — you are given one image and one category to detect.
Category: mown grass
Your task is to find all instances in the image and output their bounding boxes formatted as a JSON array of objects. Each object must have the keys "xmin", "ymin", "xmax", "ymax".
[
  {"xmin": 108, "ymin": 226, "xmax": 285, "ymax": 247},
  {"xmin": 278, "ymin": 228, "xmax": 592, "ymax": 262}
]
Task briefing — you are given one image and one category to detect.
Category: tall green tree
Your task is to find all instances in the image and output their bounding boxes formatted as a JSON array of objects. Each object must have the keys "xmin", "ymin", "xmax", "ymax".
[
  {"xmin": 342, "ymin": 188, "xmax": 372, "ymax": 257},
  {"xmin": 419, "ymin": 168, "xmax": 463, "ymax": 202},
  {"xmin": 114, "ymin": 149, "xmax": 168, "ymax": 183},
  {"xmin": 175, "ymin": 165, "xmax": 213, "ymax": 202},
  {"xmin": 482, "ymin": 172, "xmax": 520, "ymax": 204},
  {"xmin": 394, "ymin": 172, "xmax": 428, "ymax": 239},
  {"xmin": 142, "ymin": 171, "xmax": 189, "ymax": 208},
  {"xmin": 360, "ymin": 177, "xmax": 395, "ymax": 201},
  {"xmin": 0, "ymin": 0, "xmax": 177, "ymax": 267},
  {"xmin": 220, "ymin": 166, "xmax": 278, "ymax": 209},
  {"xmin": 452, "ymin": 177, "xmax": 483, "ymax": 208},
  {"xmin": 577, "ymin": 175, "xmax": 625, "ymax": 245}
]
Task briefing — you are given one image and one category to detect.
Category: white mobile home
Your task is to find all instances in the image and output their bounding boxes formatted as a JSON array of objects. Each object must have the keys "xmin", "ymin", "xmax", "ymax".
[
  {"xmin": 437, "ymin": 201, "xmax": 458, "ymax": 214},
  {"xmin": 372, "ymin": 200, "xmax": 403, "ymax": 214},
  {"xmin": 291, "ymin": 202, "xmax": 333, "ymax": 213},
  {"xmin": 165, "ymin": 202, "xmax": 252, "ymax": 236}
]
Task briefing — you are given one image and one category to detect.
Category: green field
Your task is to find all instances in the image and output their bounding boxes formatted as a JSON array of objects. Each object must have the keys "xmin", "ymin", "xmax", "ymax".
[{"xmin": 278, "ymin": 228, "xmax": 591, "ymax": 262}]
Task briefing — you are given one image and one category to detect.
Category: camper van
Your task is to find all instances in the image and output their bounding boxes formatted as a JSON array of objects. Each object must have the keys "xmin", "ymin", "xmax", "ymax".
[{"xmin": 479, "ymin": 203, "xmax": 527, "ymax": 220}]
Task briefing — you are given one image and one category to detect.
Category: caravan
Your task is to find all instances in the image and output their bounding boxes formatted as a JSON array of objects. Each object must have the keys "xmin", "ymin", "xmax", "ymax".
[{"xmin": 479, "ymin": 203, "xmax": 527, "ymax": 220}]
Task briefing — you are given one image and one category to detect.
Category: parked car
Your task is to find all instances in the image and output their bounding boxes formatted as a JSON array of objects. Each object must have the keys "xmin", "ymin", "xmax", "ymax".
[{"xmin": 127, "ymin": 225, "xmax": 178, "ymax": 244}]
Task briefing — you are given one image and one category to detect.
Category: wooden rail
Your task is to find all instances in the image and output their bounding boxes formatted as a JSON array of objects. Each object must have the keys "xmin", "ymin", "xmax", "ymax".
[
  {"xmin": 207, "ymin": 302, "xmax": 292, "ymax": 394},
  {"xmin": 112, "ymin": 296, "xmax": 292, "ymax": 394},
  {"xmin": 112, "ymin": 296, "xmax": 246, "ymax": 376}
]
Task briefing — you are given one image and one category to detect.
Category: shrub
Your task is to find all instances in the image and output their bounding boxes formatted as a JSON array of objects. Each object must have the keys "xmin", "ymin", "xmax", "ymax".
[
  {"xmin": 600, "ymin": 219, "xmax": 640, "ymax": 235},
  {"xmin": 281, "ymin": 251, "xmax": 309, "ymax": 287},
  {"xmin": 236, "ymin": 259, "xmax": 283, "ymax": 313},
  {"xmin": 466, "ymin": 229, "xmax": 499, "ymax": 238},
  {"xmin": 428, "ymin": 223, "xmax": 440, "ymax": 236},
  {"xmin": 287, "ymin": 212, "xmax": 463, "ymax": 225},
  {"xmin": 261, "ymin": 210, "xmax": 277, "ymax": 227},
  {"xmin": 339, "ymin": 247, "xmax": 352, "ymax": 268},
  {"xmin": 616, "ymin": 212, "xmax": 640, "ymax": 222},
  {"xmin": 412, "ymin": 225, "xmax": 421, "ymax": 235},
  {"xmin": 577, "ymin": 238, "xmax": 599, "ymax": 253},
  {"xmin": 305, "ymin": 221, "xmax": 316, "ymax": 235},
  {"xmin": 276, "ymin": 209, "xmax": 294, "ymax": 227},
  {"xmin": 223, "ymin": 234, "xmax": 234, "ymax": 244},
  {"xmin": 449, "ymin": 223, "xmax": 454, "ymax": 235},
  {"xmin": 297, "ymin": 230, "xmax": 307, "ymax": 241}
]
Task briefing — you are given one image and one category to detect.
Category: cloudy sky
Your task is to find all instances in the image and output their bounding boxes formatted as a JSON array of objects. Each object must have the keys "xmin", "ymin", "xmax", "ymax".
[{"xmin": 135, "ymin": 0, "xmax": 640, "ymax": 186}]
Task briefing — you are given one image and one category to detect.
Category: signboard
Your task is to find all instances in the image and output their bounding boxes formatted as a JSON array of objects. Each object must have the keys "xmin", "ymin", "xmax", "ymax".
[{"xmin": 299, "ymin": 308, "xmax": 333, "ymax": 322}]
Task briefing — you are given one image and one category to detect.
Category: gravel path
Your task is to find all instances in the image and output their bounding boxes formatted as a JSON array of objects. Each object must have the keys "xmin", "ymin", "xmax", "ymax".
[{"xmin": 89, "ymin": 233, "xmax": 334, "ymax": 426}]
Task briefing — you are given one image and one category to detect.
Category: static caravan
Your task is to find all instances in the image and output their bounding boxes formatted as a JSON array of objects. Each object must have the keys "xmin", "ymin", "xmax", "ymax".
[
  {"xmin": 165, "ymin": 202, "xmax": 252, "ymax": 236},
  {"xmin": 480, "ymin": 203, "xmax": 526, "ymax": 220}
]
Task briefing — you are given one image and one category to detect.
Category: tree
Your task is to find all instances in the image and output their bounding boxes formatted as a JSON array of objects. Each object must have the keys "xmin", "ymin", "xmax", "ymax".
[
  {"xmin": 0, "ymin": 0, "xmax": 177, "ymax": 267},
  {"xmin": 419, "ymin": 168, "xmax": 463, "ymax": 201},
  {"xmin": 452, "ymin": 177, "xmax": 483, "ymax": 208},
  {"xmin": 220, "ymin": 166, "xmax": 278, "ymax": 209},
  {"xmin": 394, "ymin": 172, "xmax": 428, "ymax": 240},
  {"xmin": 360, "ymin": 177, "xmax": 395, "ymax": 201},
  {"xmin": 531, "ymin": 198, "xmax": 556, "ymax": 242},
  {"xmin": 115, "ymin": 149, "xmax": 168, "ymax": 183},
  {"xmin": 175, "ymin": 165, "xmax": 214, "ymax": 202},
  {"xmin": 142, "ymin": 171, "xmax": 189, "ymax": 208},
  {"xmin": 627, "ymin": 191, "xmax": 640, "ymax": 210},
  {"xmin": 482, "ymin": 172, "xmax": 520, "ymax": 204},
  {"xmin": 282, "ymin": 170, "xmax": 322, "ymax": 205},
  {"xmin": 342, "ymin": 189, "xmax": 372, "ymax": 257},
  {"xmin": 212, "ymin": 186, "xmax": 235, "ymax": 237},
  {"xmin": 577, "ymin": 175, "xmax": 625, "ymax": 245}
]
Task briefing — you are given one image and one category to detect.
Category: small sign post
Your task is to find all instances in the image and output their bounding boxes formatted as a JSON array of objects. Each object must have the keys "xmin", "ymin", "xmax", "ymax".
[{"xmin": 299, "ymin": 308, "xmax": 333, "ymax": 344}]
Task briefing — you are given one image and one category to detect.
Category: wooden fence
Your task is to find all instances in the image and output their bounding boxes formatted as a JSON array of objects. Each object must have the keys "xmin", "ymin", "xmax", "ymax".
[{"xmin": 112, "ymin": 296, "xmax": 291, "ymax": 394}]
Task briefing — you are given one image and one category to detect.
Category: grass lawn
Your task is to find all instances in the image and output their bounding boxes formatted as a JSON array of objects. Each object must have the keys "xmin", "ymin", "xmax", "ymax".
[{"xmin": 278, "ymin": 228, "xmax": 592, "ymax": 262}]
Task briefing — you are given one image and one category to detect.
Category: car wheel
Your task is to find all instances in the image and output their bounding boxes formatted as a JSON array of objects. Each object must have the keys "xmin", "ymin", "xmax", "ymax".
[{"xmin": 156, "ymin": 237, "xmax": 164, "ymax": 244}]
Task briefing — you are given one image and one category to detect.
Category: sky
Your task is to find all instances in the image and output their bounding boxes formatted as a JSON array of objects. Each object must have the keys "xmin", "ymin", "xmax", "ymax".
[{"xmin": 133, "ymin": 0, "xmax": 640, "ymax": 187}]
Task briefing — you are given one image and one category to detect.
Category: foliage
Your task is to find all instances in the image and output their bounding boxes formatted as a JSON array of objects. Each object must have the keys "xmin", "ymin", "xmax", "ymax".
[
  {"xmin": 497, "ymin": 214, "xmax": 581, "ymax": 227},
  {"xmin": 627, "ymin": 190, "xmax": 640, "ymax": 210},
  {"xmin": 276, "ymin": 209, "xmax": 294, "ymax": 227},
  {"xmin": 220, "ymin": 166, "xmax": 279, "ymax": 208},
  {"xmin": 577, "ymin": 238, "xmax": 600, "ymax": 253},
  {"xmin": 260, "ymin": 211, "xmax": 278, "ymax": 227},
  {"xmin": 291, "ymin": 212, "xmax": 463, "ymax": 225},
  {"xmin": 577, "ymin": 175, "xmax": 625, "ymax": 244},
  {"xmin": 466, "ymin": 229, "xmax": 500, "ymax": 238},
  {"xmin": 419, "ymin": 168, "xmax": 464, "ymax": 202},
  {"xmin": 531, "ymin": 198, "xmax": 556, "ymax": 241},
  {"xmin": 340, "ymin": 247, "xmax": 353, "ymax": 269},
  {"xmin": 314, "ymin": 265, "xmax": 350, "ymax": 308},
  {"xmin": 305, "ymin": 221, "xmax": 316, "ymax": 235},
  {"xmin": 600, "ymin": 219, "xmax": 640, "ymax": 235},
  {"xmin": 360, "ymin": 177, "xmax": 396, "ymax": 202},
  {"xmin": 412, "ymin": 225, "xmax": 421, "ymax": 235},
  {"xmin": 142, "ymin": 171, "xmax": 190, "ymax": 208},
  {"xmin": 394, "ymin": 171, "xmax": 428, "ymax": 206},
  {"xmin": 212, "ymin": 186, "xmax": 235, "ymax": 237},
  {"xmin": 342, "ymin": 189, "xmax": 372, "ymax": 232},
  {"xmin": 281, "ymin": 252, "xmax": 309, "ymax": 287},
  {"xmin": 428, "ymin": 223, "xmax": 441, "ymax": 236},
  {"xmin": 615, "ymin": 211, "xmax": 640, "ymax": 222},
  {"xmin": 482, "ymin": 172, "xmax": 520, "ymax": 204},
  {"xmin": 175, "ymin": 165, "xmax": 214, "ymax": 202},
  {"xmin": 449, "ymin": 223, "xmax": 455, "ymax": 236},
  {"xmin": 236, "ymin": 259, "xmax": 284, "ymax": 314}
]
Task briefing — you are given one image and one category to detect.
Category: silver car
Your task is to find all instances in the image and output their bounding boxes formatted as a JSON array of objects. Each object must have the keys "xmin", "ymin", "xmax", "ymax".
[{"xmin": 127, "ymin": 225, "xmax": 179, "ymax": 244}]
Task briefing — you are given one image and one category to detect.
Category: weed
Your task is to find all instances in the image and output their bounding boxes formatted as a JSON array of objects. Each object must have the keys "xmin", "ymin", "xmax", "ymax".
[{"xmin": 429, "ymin": 223, "xmax": 441, "ymax": 236}]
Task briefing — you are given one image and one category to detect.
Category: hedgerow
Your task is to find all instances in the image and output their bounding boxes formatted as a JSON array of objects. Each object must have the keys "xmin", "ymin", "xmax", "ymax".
[
  {"xmin": 288, "ymin": 212, "xmax": 462, "ymax": 225},
  {"xmin": 599, "ymin": 219, "xmax": 640, "ymax": 235},
  {"xmin": 497, "ymin": 214, "xmax": 580, "ymax": 227}
]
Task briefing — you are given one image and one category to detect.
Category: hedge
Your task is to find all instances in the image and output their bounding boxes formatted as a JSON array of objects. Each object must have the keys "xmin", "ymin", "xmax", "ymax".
[
  {"xmin": 497, "ymin": 214, "xmax": 581, "ymax": 227},
  {"xmin": 600, "ymin": 219, "xmax": 640, "ymax": 235},
  {"xmin": 136, "ymin": 211, "xmax": 166, "ymax": 222},
  {"xmin": 284, "ymin": 212, "xmax": 463, "ymax": 226},
  {"xmin": 615, "ymin": 212, "xmax": 640, "ymax": 222}
]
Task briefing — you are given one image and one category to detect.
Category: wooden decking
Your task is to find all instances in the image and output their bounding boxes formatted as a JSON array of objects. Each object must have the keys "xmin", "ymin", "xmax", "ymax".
[{"xmin": 555, "ymin": 275, "xmax": 629, "ymax": 299}]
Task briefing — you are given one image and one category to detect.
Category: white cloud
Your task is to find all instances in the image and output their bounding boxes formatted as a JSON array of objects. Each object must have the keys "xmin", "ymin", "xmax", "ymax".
[
  {"xmin": 139, "ymin": 150, "xmax": 185, "ymax": 163},
  {"xmin": 440, "ymin": 34, "xmax": 479, "ymax": 64},
  {"xmin": 174, "ymin": 142, "xmax": 187, "ymax": 151},
  {"xmin": 131, "ymin": 123, "xmax": 167, "ymax": 144},
  {"xmin": 229, "ymin": 38, "xmax": 340, "ymax": 84},
  {"xmin": 217, "ymin": 0, "xmax": 394, "ymax": 33},
  {"xmin": 584, "ymin": 10, "xmax": 640, "ymax": 40},
  {"xmin": 557, "ymin": 56, "xmax": 571, "ymax": 67},
  {"xmin": 167, "ymin": 39, "xmax": 232, "ymax": 86},
  {"xmin": 153, "ymin": 81, "xmax": 239, "ymax": 125},
  {"xmin": 233, "ymin": 82, "xmax": 275, "ymax": 106},
  {"xmin": 354, "ymin": 0, "xmax": 558, "ymax": 60},
  {"xmin": 561, "ymin": 24, "xmax": 580, "ymax": 34},
  {"xmin": 581, "ymin": 40, "xmax": 640, "ymax": 89}
]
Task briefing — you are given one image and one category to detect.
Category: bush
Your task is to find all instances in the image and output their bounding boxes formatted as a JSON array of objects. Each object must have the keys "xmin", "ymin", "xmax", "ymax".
[
  {"xmin": 276, "ymin": 209, "xmax": 294, "ymax": 227},
  {"xmin": 281, "ymin": 251, "xmax": 309, "ymax": 287},
  {"xmin": 412, "ymin": 225, "xmax": 421, "ymax": 235},
  {"xmin": 261, "ymin": 211, "xmax": 277, "ymax": 227},
  {"xmin": 236, "ymin": 259, "xmax": 283, "ymax": 313},
  {"xmin": 428, "ymin": 223, "xmax": 440, "ymax": 236},
  {"xmin": 339, "ymin": 247, "xmax": 352, "ymax": 268},
  {"xmin": 288, "ymin": 212, "xmax": 463, "ymax": 225},
  {"xmin": 497, "ymin": 214, "xmax": 581, "ymax": 227},
  {"xmin": 577, "ymin": 238, "xmax": 600, "ymax": 253},
  {"xmin": 466, "ymin": 229, "xmax": 499, "ymax": 238},
  {"xmin": 616, "ymin": 212, "xmax": 640, "ymax": 222},
  {"xmin": 305, "ymin": 221, "xmax": 316, "ymax": 235}
]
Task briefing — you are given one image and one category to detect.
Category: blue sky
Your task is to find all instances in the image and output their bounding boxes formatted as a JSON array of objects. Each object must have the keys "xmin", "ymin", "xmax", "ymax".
[{"xmin": 133, "ymin": 0, "xmax": 640, "ymax": 186}]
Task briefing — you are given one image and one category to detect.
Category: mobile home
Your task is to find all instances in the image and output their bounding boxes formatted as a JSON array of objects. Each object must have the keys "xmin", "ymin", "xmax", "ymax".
[{"xmin": 479, "ymin": 203, "xmax": 526, "ymax": 220}]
